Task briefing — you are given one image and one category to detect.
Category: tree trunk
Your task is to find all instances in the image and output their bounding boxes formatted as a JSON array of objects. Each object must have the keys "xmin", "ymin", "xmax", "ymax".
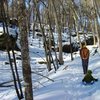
[
  {"xmin": 68, "ymin": 7, "xmax": 73, "ymax": 61},
  {"xmin": 51, "ymin": 0, "xmax": 63, "ymax": 65},
  {"xmin": 17, "ymin": 1, "xmax": 33, "ymax": 100},
  {"xmin": 90, "ymin": 19, "xmax": 96, "ymax": 45},
  {"xmin": 93, "ymin": 0, "xmax": 100, "ymax": 47},
  {"xmin": 33, "ymin": 0, "xmax": 52, "ymax": 71},
  {"xmin": 45, "ymin": 3, "xmax": 58, "ymax": 70}
]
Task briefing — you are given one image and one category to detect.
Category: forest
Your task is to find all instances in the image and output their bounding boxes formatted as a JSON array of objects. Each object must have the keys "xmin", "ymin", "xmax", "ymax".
[{"xmin": 0, "ymin": 0, "xmax": 100, "ymax": 100}]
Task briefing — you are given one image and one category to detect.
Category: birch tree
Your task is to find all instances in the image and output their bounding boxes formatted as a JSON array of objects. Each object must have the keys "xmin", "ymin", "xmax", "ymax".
[
  {"xmin": 17, "ymin": 0, "xmax": 33, "ymax": 100},
  {"xmin": 33, "ymin": 0, "xmax": 52, "ymax": 71},
  {"xmin": 50, "ymin": 0, "xmax": 63, "ymax": 65}
]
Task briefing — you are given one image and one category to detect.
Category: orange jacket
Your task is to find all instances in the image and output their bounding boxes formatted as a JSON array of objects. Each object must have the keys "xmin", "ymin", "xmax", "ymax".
[{"xmin": 80, "ymin": 47, "xmax": 89, "ymax": 59}]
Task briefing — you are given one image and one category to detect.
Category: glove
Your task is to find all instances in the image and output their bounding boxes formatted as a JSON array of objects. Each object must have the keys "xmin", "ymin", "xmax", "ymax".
[{"xmin": 95, "ymin": 79, "xmax": 98, "ymax": 81}]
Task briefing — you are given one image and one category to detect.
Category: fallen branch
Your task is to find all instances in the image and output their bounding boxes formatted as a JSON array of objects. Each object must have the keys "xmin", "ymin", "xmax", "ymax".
[
  {"xmin": 0, "ymin": 79, "xmax": 23, "ymax": 87},
  {"xmin": 32, "ymin": 51, "xmax": 46, "ymax": 61},
  {"xmin": 63, "ymin": 65, "xmax": 68, "ymax": 70},
  {"xmin": 0, "ymin": 84, "xmax": 14, "ymax": 87},
  {"xmin": 31, "ymin": 71, "xmax": 54, "ymax": 82}
]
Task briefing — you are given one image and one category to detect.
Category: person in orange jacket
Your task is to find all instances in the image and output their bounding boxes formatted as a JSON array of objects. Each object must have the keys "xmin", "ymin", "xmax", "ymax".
[{"xmin": 80, "ymin": 42, "xmax": 90, "ymax": 74}]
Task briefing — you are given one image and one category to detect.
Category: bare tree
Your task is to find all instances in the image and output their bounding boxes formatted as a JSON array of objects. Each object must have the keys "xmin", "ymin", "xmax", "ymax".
[
  {"xmin": 93, "ymin": 0, "xmax": 100, "ymax": 47},
  {"xmin": 50, "ymin": 0, "xmax": 64, "ymax": 65},
  {"xmin": 33, "ymin": 0, "xmax": 52, "ymax": 71},
  {"xmin": 17, "ymin": 0, "xmax": 33, "ymax": 100}
]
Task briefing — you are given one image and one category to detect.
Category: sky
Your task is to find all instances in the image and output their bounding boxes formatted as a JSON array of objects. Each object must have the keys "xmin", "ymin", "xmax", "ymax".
[{"xmin": 0, "ymin": 27, "xmax": 100, "ymax": 100}]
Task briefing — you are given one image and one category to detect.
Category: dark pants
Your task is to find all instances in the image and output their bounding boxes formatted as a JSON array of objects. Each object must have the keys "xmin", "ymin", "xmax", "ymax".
[{"xmin": 82, "ymin": 59, "xmax": 89, "ymax": 74}]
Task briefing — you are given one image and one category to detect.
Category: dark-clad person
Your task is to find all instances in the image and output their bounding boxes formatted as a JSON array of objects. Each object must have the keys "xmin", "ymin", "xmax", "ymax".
[{"xmin": 82, "ymin": 70, "xmax": 98, "ymax": 84}]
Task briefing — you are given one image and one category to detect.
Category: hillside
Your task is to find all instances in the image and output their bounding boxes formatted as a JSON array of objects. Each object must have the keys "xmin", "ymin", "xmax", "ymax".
[{"xmin": 0, "ymin": 32, "xmax": 100, "ymax": 100}]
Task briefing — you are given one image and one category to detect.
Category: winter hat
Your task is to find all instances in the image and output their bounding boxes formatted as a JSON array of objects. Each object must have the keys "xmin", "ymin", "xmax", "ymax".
[{"xmin": 87, "ymin": 70, "xmax": 92, "ymax": 74}]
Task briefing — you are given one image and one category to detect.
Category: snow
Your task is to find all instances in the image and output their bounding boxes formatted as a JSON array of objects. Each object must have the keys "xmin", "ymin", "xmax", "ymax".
[
  {"xmin": 0, "ymin": 26, "xmax": 17, "ymax": 38},
  {"xmin": 0, "ymin": 31, "xmax": 100, "ymax": 100}
]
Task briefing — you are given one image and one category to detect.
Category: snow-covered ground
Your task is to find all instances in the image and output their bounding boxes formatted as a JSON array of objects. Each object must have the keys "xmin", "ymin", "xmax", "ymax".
[{"xmin": 0, "ymin": 32, "xmax": 100, "ymax": 100}]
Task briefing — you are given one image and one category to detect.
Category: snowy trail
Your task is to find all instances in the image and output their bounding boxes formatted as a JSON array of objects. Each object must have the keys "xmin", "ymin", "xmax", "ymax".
[
  {"xmin": 0, "ymin": 43, "xmax": 100, "ymax": 100},
  {"xmin": 34, "ymin": 53, "xmax": 100, "ymax": 100}
]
